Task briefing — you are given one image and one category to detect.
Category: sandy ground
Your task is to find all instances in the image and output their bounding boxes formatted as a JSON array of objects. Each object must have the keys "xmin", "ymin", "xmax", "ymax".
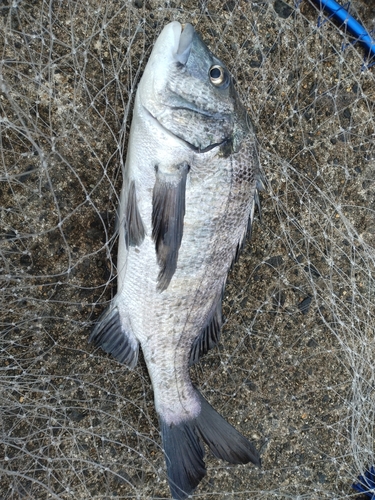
[{"xmin": 1, "ymin": 1, "xmax": 374, "ymax": 499}]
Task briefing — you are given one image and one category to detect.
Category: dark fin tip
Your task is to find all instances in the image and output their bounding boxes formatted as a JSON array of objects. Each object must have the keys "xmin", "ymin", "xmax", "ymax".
[
  {"xmin": 254, "ymin": 188, "xmax": 262, "ymax": 223},
  {"xmin": 152, "ymin": 162, "xmax": 189, "ymax": 291},
  {"xmin": 233, "ymin": 181, "xmax": 264, "ymax": 270},
  {"xmin": 125, "ymin": 180, "xmax": 145, "ymax": 248},
  {"xmin": 189, "ymin": 292, "xmax": 223, "ymax": 366},
  {"xmin": 160, "ymin": 390, "xmax": 260, "ymax": 498},
  {"xmin": 195, "ymin": 391, "xmax": 261, "ymax": 467},
  {"xmin": 161, "ymin": 418, "xmax": 206, "ymax": 500},
  {"xmin": 89, "ymin": 306, "xmax": 139, "ymax": 369}
]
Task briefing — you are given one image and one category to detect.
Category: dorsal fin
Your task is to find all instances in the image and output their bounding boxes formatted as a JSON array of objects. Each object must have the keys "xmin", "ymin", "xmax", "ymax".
[{"xmin": 189, "ymin": 293, "xmax": 223, "ymax": 366}]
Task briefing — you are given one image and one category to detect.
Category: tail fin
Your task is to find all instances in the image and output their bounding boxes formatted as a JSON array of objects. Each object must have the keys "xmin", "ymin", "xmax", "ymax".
[
  {"xmin": 195, "ymin": 391, "xmax": 261, "ymax": 466},
  {"xmin": 160, "ymin": 418, "xmax": 206, "ymax": 500},
  {"xmin": 160, "ymin": 390, "xmax": 260, "ymax": 500}
]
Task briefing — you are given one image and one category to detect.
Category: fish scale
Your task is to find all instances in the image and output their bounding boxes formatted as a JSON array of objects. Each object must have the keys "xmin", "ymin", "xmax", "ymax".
[{"xmin": 89, "ymin": 21, "xmax": 263, "ymax": 500}]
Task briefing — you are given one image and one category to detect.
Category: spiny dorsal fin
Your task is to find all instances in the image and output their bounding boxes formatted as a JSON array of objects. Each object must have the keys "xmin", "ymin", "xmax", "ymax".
[{"xmin": 236, "ymin": 175, "xmax": 265, "ymax": 262}]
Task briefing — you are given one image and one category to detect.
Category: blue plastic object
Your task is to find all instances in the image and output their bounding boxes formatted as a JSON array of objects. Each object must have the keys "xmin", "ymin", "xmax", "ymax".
[
  {"xmin": 352, "ymin": 465, "xmax": 375, "ymax": 499},
  {"xmin": 309, "ymin": 0, "xmax": 375, "ymax": 64}
]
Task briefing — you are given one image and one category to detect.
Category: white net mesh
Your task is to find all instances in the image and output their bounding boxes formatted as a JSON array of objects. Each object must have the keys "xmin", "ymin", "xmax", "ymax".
[{"xmin": 1, "ymin": 0, "xmax": 374, "ymax": 498}]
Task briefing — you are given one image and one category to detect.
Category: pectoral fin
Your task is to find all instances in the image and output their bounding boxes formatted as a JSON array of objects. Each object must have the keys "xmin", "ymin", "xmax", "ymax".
[{"xmin": 152, "ymin": 162, "xmax": 189, "ymax": 291}]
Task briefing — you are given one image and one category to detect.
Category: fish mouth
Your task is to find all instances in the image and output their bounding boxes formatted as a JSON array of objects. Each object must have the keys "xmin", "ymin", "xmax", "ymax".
[
  {"xmin": 143, "ymin": 104, "xmax": 227, "ymax": 154},
  {"xmin": 175, "ymin": 23, "xmax": 195, "ymax": 65}
]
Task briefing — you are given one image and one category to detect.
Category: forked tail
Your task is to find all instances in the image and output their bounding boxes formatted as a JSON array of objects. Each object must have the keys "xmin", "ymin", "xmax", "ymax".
[{"xmin": 160, "ymin": 389, "xmax": 260, "ymax": 500}]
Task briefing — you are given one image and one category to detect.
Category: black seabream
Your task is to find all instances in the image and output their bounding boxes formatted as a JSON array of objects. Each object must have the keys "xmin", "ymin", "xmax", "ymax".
[{"xmin": 90, "ymin": 21, "xmax": 263, "ymax": 499}]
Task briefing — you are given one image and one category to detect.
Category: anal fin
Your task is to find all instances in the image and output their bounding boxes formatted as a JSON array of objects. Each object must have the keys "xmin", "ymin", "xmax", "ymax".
[{"xmin": 89, "ymin": 305, "xmax": 139, "ymax": 368}]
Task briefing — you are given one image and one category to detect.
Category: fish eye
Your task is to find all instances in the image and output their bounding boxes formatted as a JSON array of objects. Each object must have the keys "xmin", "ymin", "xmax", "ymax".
[{"xmin": 209, "ymin": 65, "xmax": 226, "ymax": 86}]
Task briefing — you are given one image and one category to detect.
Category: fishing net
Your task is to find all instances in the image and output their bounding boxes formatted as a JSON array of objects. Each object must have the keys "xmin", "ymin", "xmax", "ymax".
[{"xmin": 1, "ymin": 0, "xmax": 374, "ymax": 498}]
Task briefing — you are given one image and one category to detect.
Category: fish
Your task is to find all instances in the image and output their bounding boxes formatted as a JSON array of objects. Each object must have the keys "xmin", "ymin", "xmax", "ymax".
[{"xmin": 89, "ymin": 21, "xmax": 263, "ymax": 500}]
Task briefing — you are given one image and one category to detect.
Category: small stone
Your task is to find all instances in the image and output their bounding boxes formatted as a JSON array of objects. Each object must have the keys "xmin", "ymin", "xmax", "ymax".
[{"xmin": 273, "ymin": 0, "xmax": 293, "ymax": 19}]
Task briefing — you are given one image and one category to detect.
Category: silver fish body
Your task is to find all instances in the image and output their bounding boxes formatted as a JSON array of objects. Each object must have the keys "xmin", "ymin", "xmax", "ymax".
[{"xmin": 90, "ymin": 21, "xmax": 262, "ymax": 500}]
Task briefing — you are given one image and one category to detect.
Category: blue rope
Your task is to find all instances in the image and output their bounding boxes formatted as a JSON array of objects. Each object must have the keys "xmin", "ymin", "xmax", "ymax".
[
  {"xmin": 308, "ymin": 0, "xmax": 375, "ymax": 65},
  {"xmin": 352, "ymin": 465, "xmax": 375, "ymax": 499}
]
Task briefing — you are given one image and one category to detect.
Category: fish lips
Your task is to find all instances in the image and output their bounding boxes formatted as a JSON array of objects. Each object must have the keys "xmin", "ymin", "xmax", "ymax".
[
  {"xmin": 154, "ymin": 21, "xmax": 194, "ymax": 66},
  {"xmin": 175, "ymin": 23, "xmax": 195, "ymax": 65}
]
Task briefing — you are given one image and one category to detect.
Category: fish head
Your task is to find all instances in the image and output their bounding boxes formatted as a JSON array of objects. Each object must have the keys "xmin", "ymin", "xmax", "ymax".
[{"xmin": 138, "ymin": 21, "xmax": 249, "ymax": 154}]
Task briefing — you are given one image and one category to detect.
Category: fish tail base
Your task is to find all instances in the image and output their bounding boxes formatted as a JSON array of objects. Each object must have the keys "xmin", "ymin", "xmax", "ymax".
[{"xmin": 160, "ymin": 389, "xmax": 260, "ymax": 499}]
